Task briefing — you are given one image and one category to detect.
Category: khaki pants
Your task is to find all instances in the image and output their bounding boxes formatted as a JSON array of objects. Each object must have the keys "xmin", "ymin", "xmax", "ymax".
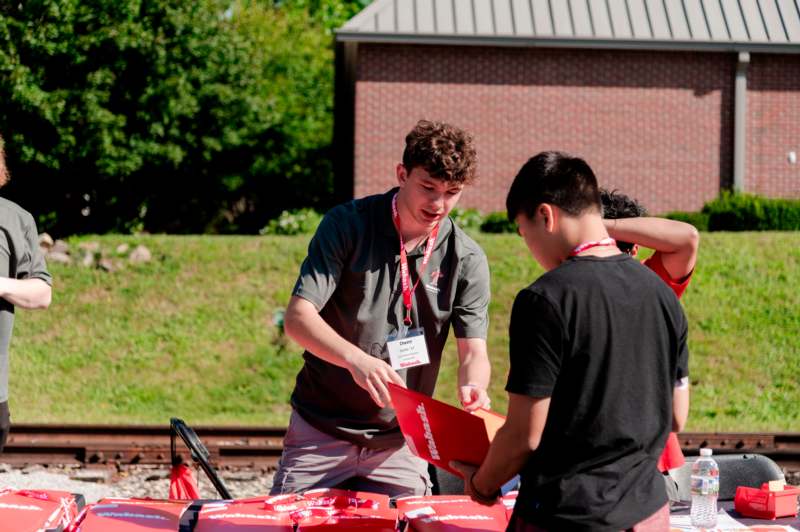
[{"xmin": 270, "ymin": 410, "xmax": 431, "ymax": 498}]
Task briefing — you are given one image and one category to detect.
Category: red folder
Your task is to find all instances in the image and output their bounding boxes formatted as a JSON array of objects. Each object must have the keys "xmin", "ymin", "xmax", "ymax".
[{"xmin": 388, "ymin": 383, "xmax": 505, "ymax": 476}]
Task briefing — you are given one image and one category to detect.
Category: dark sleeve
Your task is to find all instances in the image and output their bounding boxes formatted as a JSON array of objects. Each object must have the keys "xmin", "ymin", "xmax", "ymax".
[
  {"xmin": 17, "ymin": 211, "xmax": 52, "ymax": 285},
  {"xmin": 452, "ymin": 251, "xmax": 490, "ymax": 339},
  {"xmin": 675, "ymin": 306, "xmax": 689, "ymax": 381},
  {"xmin": 505, "ymin": 289, "xmax": 565, "ymax": 398},
  {"xmin": 291, "ymin": 209, "xmax": 351, "ymax": 310}
]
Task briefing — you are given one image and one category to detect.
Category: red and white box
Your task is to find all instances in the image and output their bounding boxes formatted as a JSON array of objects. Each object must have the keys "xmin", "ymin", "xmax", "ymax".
[
  {"xmin": 193, "ymin": 499, "xmax": 294, "ymax": 531},
  {"xmin": 0, "ymin": 487, "xmax": 83, "ymax": 532},
  {"xmin": 397, "ymin": 495, "xmax": 508, "ymax": 532},
  {"xmin": 735, "ymin": 482, "xmax": 800, "ymax": 520},
  {"xmin": 67, "ymin": 498, "xmax": 190, "ymax": 532}
]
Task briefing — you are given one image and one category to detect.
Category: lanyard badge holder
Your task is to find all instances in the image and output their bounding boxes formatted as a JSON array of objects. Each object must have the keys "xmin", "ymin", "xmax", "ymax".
[{"xmin": 386, "ymin": 194, "xmax": 437, "ymax": 371}]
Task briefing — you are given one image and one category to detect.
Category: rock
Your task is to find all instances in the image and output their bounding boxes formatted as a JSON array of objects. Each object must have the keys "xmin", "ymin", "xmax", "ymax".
[
  {"xmin": 222, "ymin": 471, "xmax": 258, "ymax": 482},
  {"xmin": 98, "ymin": 258, "xmax": 116, "ymax": 272},
  {"xmin": 145, "ymin": 471, "xmax": 169, "ymax": 481},
  {"xmin": 128, "ymin": 245, "xmax": 152, "ymax": 264},
  {"xmin": 0, "ymin": 463, "xmax": 11, "ymax": 473},
  {"xmin": 39, "ymin": 233, "xmax": 54, "ymax": 249},
  {"xmin": 81, "ymin": 252, "xmax": 95, "ymax": 268},
  {"xmin": 51, "ymin": 240, "xmax": 70, "ymax": 255},
  {"xmin": 78, "ymin": 241, "xmax": 101, "ymax": 253},
  {"xmin": 22, "ymin": 464, "xmax": 45, "ymax": 474},
  {"xmin": 47, "ymin": 251, "xmax": 71, "ymax": 265},
  {"xmin": 116, "ymin": 243, "xmax": 130, "ymax": 255},
  {"xmin": 70, "ymin": 468, "xmax": 113, "ymax": 484}
]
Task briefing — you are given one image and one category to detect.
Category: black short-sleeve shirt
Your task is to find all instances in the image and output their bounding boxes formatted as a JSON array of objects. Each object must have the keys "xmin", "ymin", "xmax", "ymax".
[{"xmin": 507, "ymin": 254, "xmax": 689, "ymax": 531}]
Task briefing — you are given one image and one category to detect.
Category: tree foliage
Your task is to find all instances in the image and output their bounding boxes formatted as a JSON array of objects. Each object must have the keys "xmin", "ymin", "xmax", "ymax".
[{"xmin": 0, "ymin": 0, "xmax": 367, "ymax": 234}]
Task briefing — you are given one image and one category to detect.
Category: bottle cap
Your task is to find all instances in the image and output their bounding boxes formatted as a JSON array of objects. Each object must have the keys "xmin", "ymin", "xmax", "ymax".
[{"xmin": 700, "ymin": 448, "xmax": 713, "ymax": 456}]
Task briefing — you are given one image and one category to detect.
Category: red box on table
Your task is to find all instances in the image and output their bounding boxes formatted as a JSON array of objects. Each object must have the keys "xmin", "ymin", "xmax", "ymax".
[{"xmin": 734, "ymin": 483, "xmax": 800, "ymax": 520}]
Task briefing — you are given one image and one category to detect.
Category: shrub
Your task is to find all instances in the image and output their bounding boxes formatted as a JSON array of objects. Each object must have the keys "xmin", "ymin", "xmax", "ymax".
[
  {"xmin": 449, "ymin": 208, "xmax": 483, "ymax": 231},
  {"xmin": 664, "ymin": 211, "xmax": 710, "ymax": 232},
  {"xmin": 260, "ymin": 209, "xmax": 323, "ymax": 235},
  {"xmin": 702, "ymin": 193, "xmax": 800, "ymax": 231},
  {"xmin": 480, "ymin": 212, "xmax": 516, "ymax": 234}
]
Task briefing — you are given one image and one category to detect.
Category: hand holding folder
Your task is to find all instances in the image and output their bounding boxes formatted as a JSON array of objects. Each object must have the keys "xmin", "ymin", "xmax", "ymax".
[{"xmin": 388, "ymin": 383, "xmax": 505, "ymax": 477}]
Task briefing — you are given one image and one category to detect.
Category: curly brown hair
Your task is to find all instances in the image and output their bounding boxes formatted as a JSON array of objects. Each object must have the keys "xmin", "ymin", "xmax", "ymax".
[
  {"xmin": 0, "ymin": 135, "xmax": 8, "ymax": 188},
  {"xmin": 402, "ymin": 120, "xmax": 477, "ymax": 185}
]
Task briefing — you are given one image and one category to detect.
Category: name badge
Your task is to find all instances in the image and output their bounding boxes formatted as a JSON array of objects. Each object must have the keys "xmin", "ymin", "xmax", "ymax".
[{"xmin": 386, "ymin": 328, "xmax": 430, "ymax": 370}]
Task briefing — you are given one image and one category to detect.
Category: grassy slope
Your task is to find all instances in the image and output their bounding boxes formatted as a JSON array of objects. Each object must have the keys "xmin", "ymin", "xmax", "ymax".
[{"xmin": 9, "ymin": 232, "xmax": 800, "ymax": 431}]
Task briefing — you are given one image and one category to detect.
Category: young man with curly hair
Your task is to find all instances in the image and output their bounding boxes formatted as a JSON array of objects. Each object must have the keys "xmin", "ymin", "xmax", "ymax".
[
  {"xmin": 0, "ymin": 135, "xmax": 52, "ymax": 454},
  {"xmin": 271, "ymin": 120, "xmax": 491, "ymax": 497}
]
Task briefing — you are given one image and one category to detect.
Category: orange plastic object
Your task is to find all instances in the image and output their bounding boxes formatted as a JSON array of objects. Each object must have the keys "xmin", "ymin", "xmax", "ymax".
[{"xmin": 734, "ymin": 483, "xmax": 800, "ymax": 520}]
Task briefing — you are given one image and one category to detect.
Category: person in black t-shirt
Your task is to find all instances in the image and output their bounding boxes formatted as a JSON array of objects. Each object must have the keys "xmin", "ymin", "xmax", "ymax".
[{"xmin": 452, "ymin": 152, "xmax": 689, "ymax": 531}]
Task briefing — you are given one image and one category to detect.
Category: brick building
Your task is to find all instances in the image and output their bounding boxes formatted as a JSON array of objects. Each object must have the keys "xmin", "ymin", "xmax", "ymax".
[{"xmin": 334, "ymin": 0, "xmax": 800, "ymax": 214}]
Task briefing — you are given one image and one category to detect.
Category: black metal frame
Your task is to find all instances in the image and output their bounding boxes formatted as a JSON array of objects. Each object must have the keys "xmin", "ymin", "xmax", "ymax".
[{"xmin": 169, "ymin": 417, "xmax": 232, "ymax": 499}]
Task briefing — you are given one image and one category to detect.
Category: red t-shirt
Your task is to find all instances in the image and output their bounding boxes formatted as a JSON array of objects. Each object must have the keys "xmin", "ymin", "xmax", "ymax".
[{"xmin": 642, "ymin": 251, "xmax": 692, "ymax": 472}]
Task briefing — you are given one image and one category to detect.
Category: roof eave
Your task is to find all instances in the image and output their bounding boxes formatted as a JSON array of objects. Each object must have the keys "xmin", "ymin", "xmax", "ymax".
[{"xmin": 334, "ymin": 31, "xmax": 800, "ymax": 54}]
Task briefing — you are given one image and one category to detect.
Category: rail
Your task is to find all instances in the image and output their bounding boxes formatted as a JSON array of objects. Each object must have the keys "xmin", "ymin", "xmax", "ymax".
[{"xmin": 3, "ymin": 425, "xmax": 800, "ymax": 470}]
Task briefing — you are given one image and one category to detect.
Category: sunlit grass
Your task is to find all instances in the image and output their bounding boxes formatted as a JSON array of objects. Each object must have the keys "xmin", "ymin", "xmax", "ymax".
[{"xmin": 9, "ymin": 232, "xmax": 799, "ymax": 431}]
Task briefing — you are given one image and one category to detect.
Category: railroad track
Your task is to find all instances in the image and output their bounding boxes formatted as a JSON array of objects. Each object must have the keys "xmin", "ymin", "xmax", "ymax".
[{"xmin": 3, "ymin": 425, "xmax": 800, "ymax": 470}]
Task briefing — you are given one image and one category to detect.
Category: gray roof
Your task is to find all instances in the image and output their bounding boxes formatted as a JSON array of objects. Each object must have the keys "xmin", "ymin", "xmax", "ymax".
[{"xmin": 337, "ymin": 0, "xmax": 800, "ymax": 52}]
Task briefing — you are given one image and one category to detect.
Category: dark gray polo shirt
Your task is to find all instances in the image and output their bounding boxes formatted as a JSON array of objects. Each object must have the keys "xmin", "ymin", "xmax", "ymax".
[
  {"xmin": 0, "ymin": 197, "xmax": 52, "ymax": 403},
  {"xmin": 290, "ymin": 188, "xmax": 490, "ymax": 449}
]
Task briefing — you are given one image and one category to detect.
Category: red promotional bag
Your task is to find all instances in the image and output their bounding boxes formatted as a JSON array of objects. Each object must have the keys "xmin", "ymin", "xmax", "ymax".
[
  {"xmin": 192, "ymin": 499, "xmax": 294, "ymax": 531},
  {"xmin": 293, "ymin": 506, "xmax": 399, "ymax": 531},
  {"xmin": 501, "ymin": 490, "xmax": 518, "ymax": 521},
  {"xmin": 302, "ymin": 488, "xmax": 391, "ymax": 509},
  {"xmin": 67, "ymin": 498, "xmax": 191, "ymax": 532},
  {"xmin": 0, "ymin": 488, "xmax": 82, "ymax": 532},
  {"xmin": 397, "ymin": 495, "xmax": 508, "ymax": 532}
]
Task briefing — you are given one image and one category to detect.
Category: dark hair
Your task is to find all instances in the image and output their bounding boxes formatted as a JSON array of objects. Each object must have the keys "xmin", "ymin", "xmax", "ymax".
[
  {"xmin": 600, "ymin": 189, "xmax": 648, "ymax": 253},
  {"xmin": 0, "ymin": 134, "xmax": 7, "ymax": 187},
  {"xmin": 402, "ymin": 120, "xmax": 477, "ymax": 184},
  {"xmin": 506, "ymin": 151, "xmax": 600, "ymax": 222}
]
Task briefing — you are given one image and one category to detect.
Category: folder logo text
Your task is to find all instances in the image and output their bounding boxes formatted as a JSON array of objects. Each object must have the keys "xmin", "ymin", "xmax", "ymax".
[{"xmin": 415, "ymin": 403, "xmax": 440, "ymax": 460}]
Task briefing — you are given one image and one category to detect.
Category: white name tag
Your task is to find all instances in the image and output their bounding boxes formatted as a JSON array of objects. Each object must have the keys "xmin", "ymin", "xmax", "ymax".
[{"xmin": 387, "ymin": 328, "xmax": 430, "ymax": 370}]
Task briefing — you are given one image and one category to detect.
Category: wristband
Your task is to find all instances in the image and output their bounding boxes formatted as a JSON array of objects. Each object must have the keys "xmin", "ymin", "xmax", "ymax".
[{"xmin": 469, "ymin": 471, "xmax": 499, "ymax": 504}]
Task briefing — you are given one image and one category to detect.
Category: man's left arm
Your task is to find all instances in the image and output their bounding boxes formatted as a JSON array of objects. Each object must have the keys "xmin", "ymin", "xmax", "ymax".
[
  {"xmin": 452, "ymin": 251, "xmax": 492, "ymax": 411},
  {"xmin": 456, "ymin": 337, "xmax": 491, "ymax": 411}
]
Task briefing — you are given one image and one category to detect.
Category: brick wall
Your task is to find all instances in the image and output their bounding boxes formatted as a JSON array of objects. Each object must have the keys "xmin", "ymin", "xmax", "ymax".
[
  {"xmin": 747, "ymin": 54, "xmax": 800, "ymax": 199},
  {"xmin": 353, "ymin": 44, "xmax": 735, "ymax": 214}
]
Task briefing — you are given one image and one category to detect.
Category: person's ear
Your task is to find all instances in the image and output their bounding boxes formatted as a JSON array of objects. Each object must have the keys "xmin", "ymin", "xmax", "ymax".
[
  {"xmin": 539, "ymin": 204, "xmax": 556, "ymax": 233},
  {"xmin": 396, "ymin": 164, "xmax": 408, "ymax": 187},
  {"xmin": 631, "ymin": 243, "xmax": 639, "ymax": 256}
]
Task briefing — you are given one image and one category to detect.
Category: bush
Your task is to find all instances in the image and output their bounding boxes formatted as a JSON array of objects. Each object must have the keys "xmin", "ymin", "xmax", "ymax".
[
  {"xmin": 260, "ymin": 209, "xmax": 323, "ymax": 236},
  {"xmin": 664, "ymin": 211, "xmax": 710, "ymax": 232},
  {"xmin": 449, "ymin": 208, "xmax": 483, "ymax": 231},
  {"xmin": 702, "ymin": 193, "xmax": 800, "ymax": 231},
  {"xmin": 480, "ymin": 212, "xmax": 516, "ymax": 234}
]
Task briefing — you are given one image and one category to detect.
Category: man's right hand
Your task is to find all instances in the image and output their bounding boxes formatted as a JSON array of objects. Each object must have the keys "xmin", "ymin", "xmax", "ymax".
[{"xmin": 348, "ymin": 353, "xmax": 406, "ymax": 408}]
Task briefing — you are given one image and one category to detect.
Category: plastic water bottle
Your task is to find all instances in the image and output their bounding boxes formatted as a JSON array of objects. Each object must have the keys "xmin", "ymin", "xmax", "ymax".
[{"xmin": 690, "ymin": 448, "xmax": 719, "ymax": 528}]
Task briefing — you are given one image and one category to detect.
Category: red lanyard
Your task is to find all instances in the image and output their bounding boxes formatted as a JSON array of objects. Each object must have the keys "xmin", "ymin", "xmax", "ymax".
[
  {"xmin": 569, "ymin": 237, "xmax": 617, "ymax": 257},
  {"xmin": 392, "ymin": 194, "xmax": 440, "ymax": 326}
]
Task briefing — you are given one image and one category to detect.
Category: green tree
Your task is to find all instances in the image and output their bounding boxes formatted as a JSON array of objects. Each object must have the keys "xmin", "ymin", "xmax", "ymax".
[{"xmin": 0, "ymin": 0, "xmax": 360, "ymax": 234}]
